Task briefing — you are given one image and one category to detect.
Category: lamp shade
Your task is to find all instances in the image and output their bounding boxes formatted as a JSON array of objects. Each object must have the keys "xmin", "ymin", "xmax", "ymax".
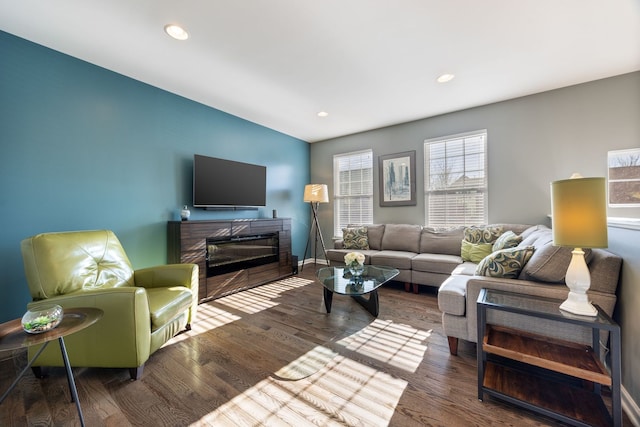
[
  {"xmin": 304, "ymin": 184, "xmax": 329, "ymax": 203},
  {"xmin": 551, "ymin": 176, "xmax": 608, "ymax": 248}
]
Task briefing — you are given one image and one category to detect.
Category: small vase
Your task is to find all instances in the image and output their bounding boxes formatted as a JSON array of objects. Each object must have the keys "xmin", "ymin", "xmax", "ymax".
[
  {"xmin": 180, "ymin": 205, "xmax": 191, "ymax": 221},
  {"xmin": 349, "ymin": 264, "xmax": 364, "ymax": 277}
]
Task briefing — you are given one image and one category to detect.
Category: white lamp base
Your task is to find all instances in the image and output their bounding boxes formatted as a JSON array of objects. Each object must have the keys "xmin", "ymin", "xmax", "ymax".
[
  {"xmin": 559, "ymin": 292, "xmax": 598, "ymax": 316},
  {"xmin": 559, "ymin": 248, "xmax": 598, "ymax": 317}
]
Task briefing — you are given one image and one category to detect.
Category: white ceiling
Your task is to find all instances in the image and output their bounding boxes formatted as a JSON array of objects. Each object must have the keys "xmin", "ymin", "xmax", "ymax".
[{"xmin": 1, "ymin": 1, "xmax": 639, "ymax": 143}]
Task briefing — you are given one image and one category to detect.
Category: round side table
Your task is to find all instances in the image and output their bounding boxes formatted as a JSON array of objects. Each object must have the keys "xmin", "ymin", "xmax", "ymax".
[{"xmin": 0, "ymin": 307, "xmax": 103, "ymax": 427}]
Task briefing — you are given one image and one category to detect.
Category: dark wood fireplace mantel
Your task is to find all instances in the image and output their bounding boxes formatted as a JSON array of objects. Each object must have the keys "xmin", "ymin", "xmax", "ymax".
[{"xmin": 167, "ymin": 218, "xmax": 292, "ymax": 302}]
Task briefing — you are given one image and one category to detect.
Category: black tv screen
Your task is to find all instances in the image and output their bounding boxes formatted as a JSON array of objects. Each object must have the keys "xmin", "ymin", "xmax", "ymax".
[{"xmin": 193, "ymin": 154, "xmax": 267, "ymax": 208}]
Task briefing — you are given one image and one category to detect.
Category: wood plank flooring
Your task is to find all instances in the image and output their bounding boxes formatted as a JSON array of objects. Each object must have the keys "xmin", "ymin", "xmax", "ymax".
[{"xmin": 0, "ymin": 264, "xmax": 629, "ymax": 426}]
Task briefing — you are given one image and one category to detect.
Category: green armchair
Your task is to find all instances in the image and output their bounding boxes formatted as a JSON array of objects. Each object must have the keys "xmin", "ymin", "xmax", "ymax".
[{"xmin": 20, "ymin": 229, "xmax": 198, "ymax": 380}]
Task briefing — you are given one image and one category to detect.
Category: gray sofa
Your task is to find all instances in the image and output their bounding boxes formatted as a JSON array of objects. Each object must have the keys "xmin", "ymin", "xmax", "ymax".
[{"xmin": 327, "ymin": 223, "xmax": 622, "ymax": 355}]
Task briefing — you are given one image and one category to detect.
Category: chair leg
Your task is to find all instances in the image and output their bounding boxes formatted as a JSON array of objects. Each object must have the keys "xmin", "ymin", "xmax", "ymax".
[
  {"xmin": 185, "ymin": 323, "xmax": 191, "ymax": 331},
  {"xmin": 31, "ymin": 366, "xmax": 45, "ymax": 378},
  {"xmin": 129, "ymin": 365, "xmax": 144, "ymax": 381},
  {"xmin": 447, "ymin": 336, "xmax": 458, "ymax": 356}
]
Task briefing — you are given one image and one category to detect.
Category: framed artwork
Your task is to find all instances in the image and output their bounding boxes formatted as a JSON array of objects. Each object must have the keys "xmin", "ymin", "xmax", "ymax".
[
  {"xmin": 608, "ymin": 148, "xmax": 640, "ymax": 206},
  {"xmin": 379, "ymin": 151, "xmax": 416, "ymax": 206}
]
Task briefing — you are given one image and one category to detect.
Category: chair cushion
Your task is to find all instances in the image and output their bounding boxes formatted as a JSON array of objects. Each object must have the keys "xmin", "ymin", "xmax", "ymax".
[
  {"xmin": 146, "ymin": 286, "xmax": 193, "ymax": 331},
  {"xmin": 21, "ymin": 230, "xmax": 135, "ymax": 299}
]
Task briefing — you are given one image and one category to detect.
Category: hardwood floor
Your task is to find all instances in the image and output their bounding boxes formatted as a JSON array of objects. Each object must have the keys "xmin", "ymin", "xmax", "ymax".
[{"xmin": 0, "ymin": 264, "xmax": 629, "ymax": 426}]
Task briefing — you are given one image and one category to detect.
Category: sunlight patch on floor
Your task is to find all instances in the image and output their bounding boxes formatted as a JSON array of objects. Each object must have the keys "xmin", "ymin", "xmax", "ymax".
[
  {"xmin": 273, "ymin": 345, "xmax": 338, "ymax": 380},
  {"xmin": 335, "ymin": 319, "xmax": 431, "ymax": 373},
  {"xmin": 215, "ymin": 277, "xmax": 314, "ymax": 314},
  {"xmin": 191, "ymin": 352, "xmax": 406, "ymax": 427}
]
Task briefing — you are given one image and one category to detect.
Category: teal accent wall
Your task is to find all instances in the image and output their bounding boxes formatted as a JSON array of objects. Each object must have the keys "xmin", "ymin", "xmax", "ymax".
[{"xmin": 0, "ymin": 31, "xmax": 310, "ymax": 322}]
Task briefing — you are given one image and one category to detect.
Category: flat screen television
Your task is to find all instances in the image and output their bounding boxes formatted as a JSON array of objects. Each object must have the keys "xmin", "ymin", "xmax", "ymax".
[{"xmin": 193, "ymin": 154, "xmax": 267, "ymax": 208}]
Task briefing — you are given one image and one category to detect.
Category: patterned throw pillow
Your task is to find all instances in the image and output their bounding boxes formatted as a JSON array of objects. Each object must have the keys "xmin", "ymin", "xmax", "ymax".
[
  {"xmin": 461, "ymin": 240, "xmax": 494, "ymax": 263},
  {"xmin": 342, "ymin": 227, "xmax": 369, "ymax": 250},
  {"xmin": 475, "ymin": 246, "xmax": 535, "ymax": 278},
  {"xmin": 492, "ymin": 230, "xmax": 522, "ymax": 251},
  {"xmin": 464, "ymin": 225, "xmax": 504, "ymax": 244}
]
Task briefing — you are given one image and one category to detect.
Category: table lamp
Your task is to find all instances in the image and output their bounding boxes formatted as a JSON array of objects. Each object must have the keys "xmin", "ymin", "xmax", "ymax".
[
  {"xmin": 301, "ymin": 184, "xmax": 329, "ymax": 270},
  {"xmin": 551, "ymin": 174, "xmax": 608, "ymax": 316}
]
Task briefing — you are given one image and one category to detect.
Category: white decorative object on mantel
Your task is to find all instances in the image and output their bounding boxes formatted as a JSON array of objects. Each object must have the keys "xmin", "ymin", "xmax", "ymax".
[{"xmin": 180, "ymin": 205, "xmax": 191, "ymax": 221}]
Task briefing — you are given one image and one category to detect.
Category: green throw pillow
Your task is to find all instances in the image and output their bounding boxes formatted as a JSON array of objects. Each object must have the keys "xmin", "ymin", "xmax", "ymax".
[
  {"xmin": 492, "ymin": 230, "xmax": 522, "ymax": 251},
  {"xmin": 475, "ymin": 246, "xmax": 535, "ymax": 278},
  {"xmin": 461, "ymin": 240, "xmax": 493, "ymax": 263},
  {"xmin": 342, "ymin": 227, "xmax": 369, "ymax": 250},
  {"xmin": 464, "ymin": 225, "xmax": 504, "ymax": 244}
]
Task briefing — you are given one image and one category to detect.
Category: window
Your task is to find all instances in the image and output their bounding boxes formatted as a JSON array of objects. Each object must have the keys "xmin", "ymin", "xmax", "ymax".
[
  {"xmin": 333, "ymin": 150, "xmax": 373, "ymax": 237},
  {"xmin": 424, "ymin": 130, "xmax": 488, "ymax": 227}
]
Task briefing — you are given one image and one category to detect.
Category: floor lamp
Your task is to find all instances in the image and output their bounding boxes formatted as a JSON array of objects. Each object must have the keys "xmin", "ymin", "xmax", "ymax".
[{"xmin": 301, "ymin": 184, "xmax": 329, "ymax": 271}]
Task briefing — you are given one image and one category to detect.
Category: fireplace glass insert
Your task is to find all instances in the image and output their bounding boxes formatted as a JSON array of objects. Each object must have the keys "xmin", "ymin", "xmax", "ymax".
[{"xmin": 206, "ymin": 233, "xmax": 279, "ymax": 276}]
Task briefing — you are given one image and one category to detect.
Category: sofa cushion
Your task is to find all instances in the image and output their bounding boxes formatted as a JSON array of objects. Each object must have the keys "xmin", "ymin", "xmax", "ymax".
[
  {"xmin": 492, "ymin": 230, "xmax": 522, "ymax": 251},
  {"xmin": 518, "ymin": 231, "xmax": 593, "ymax": 283},
  {"xmin": 419, "ymin": 226, "xmax": 464, "ymax": 256},
  {"xmin": 350, "ymin": 224, "xmax": 385, "ymax": 250},
  {"xmin": 519, "ymin": 240, "xmax": 592, "ymax": 284},
  {"xmin": 369, "ymin": 250, "xmax": 416, "ymax": 270},
  {"xmin": 381, "ymin": 224, "xmax": 422, "ymax": 253},
  {"xmin": 451, "ymin": 261, "xmax": 479, "ymax": 276},
  {"xmin": 463, "ymin": 225, "xmax": 504, "ymax": 244},
  {"xmin": 461, "ymin": 240, "xmax": 493, "ymax": 263},
  {"xmin": 342, "ymin": 226, "xmax": 369, "ymax": 250},
  {"xmin": 475, "ymin": 246, "xmax": 535, "ymax": 279},
  {"xmin": 519, "ymin": 227, "xmax": 552, "ymax": 248},
  {"xmin": 438, "ymin": 275, "xmax": 471, "ymax": 316},
  {"xmin": 412, "ymin": 253, "xmax": 463, "ymax": 274}
]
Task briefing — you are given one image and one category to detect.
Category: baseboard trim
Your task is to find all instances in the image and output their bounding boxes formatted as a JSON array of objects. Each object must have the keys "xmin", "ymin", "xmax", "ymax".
[{"xmin": 623, "ymin": 385, "xmax": 640, "ymax": 426}]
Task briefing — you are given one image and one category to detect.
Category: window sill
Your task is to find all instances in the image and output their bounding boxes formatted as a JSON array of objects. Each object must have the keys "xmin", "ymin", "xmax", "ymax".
[{"xmin": 608, "ymin": 217, "xmax": 640, "ymax": 231}]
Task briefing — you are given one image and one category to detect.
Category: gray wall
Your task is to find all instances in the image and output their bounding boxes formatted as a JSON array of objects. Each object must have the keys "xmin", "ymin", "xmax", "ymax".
[{"xmin": 310, "ymin": 71, "xmax": 640, "ymax": 418}]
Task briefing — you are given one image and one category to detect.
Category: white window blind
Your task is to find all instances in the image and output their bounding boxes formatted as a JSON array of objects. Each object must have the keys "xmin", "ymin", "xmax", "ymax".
[
  {"xmin": 333, "ymin": 150, "xmax": 373, "ymax": 237},
  {"xmin": 424, "ymin": 131, "xmax": 488, "ymax": 227}
]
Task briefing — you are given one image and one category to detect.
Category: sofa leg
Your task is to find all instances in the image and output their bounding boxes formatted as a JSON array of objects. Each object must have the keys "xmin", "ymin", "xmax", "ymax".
[
  {"xmin": 412, "ymin": 284, "xmax": 419, "ymax": 294},
  {"xmin": 447, "ymin": 336, "xmax": 458, "ymax": 356},
  {"xmin": 129, "ymin": 365, "xmax": 144, "ymax": 380},
  {"xmin": 404, "ymin": 283, "xmax": 411, "ymax": 292}
]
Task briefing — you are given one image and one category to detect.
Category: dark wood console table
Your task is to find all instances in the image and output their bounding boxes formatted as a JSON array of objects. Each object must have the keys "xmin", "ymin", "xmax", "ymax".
[{"xmin": 168, "ymin": 218, "xmax": 292, "ymax": 302}]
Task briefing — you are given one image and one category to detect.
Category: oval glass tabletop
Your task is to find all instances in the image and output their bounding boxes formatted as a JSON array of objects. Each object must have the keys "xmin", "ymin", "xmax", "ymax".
[{"xmin": 316, "ymin": 265, "xmax": 399, "ymax": 295}]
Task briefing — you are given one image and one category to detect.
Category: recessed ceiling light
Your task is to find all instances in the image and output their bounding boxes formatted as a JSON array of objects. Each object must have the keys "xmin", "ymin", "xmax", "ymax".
[
  {"xmin": 317, "ymin": 111, "xmax": 329, "ymax": 118},
  {"xmin": 436, "ymin": 73, "xmax": 455, "ymax": 83},
  {"xmin": 164, "ymin": 24, "xmax": 189, "ymax": 41}
]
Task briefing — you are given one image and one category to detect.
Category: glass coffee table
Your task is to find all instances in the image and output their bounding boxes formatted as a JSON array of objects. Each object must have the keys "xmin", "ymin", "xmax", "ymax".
[{"xmin": 316, "ymin": 265, "xmax": 399, "ymax": 316}]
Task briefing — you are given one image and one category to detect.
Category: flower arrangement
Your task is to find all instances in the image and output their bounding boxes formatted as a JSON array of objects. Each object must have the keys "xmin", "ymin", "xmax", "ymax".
[{"xmin": 344, "ymin": 251, "xmax": 365, "ymax": 268}]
